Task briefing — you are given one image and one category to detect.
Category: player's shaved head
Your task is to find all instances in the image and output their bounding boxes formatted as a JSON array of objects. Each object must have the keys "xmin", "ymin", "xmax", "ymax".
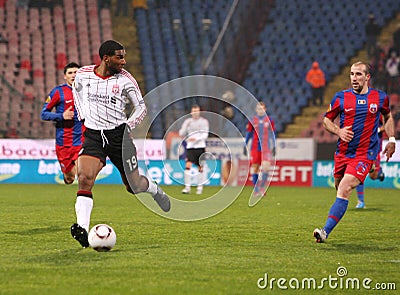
[{"xmin": 351, "ymin": 61, "xmax": 371, "ymax": 75}]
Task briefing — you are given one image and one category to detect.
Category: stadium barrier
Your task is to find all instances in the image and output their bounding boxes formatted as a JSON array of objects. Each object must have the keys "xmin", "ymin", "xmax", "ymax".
[
  {"xmin": 0, "ymin": 139, "xmax": 398, "ymax": 188},
  {"xmin": 1, "ymin": 158, "xmax": 399, "ymax": 189},
  {"xmin": 0, "ymin": 138, "xmax": 166, "ymax": 160},
  {"xmin": 0, "ymin": 159, "xmax": 221, "ymax": 185},
  {"xmin": 314, "ymin": 161, "xmax": 400, "ymax": 189},
  {"xmin": 168, "ymin": 137, "xmax": 316, "ymax": 161}
]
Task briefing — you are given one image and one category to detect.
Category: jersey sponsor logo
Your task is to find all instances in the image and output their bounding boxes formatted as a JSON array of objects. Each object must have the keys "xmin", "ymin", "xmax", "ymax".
[
  {"xmin": 344, "ymin": 108, "xmax": 353, "ymax": 112},
  {"xmin": 369, "ymin": 103, "xmax": 377, "ymax": 114},
  {"xmin": 87, "ymin": 93, "xmax": 111, "ymax": 104},
  {"xmin": 66, "ymin": 100, "xmax": 72, "ymax": 103},
  {"xmin": 357, "ymin": 99, "xmax": 366, "ymax": 105},
  {"xmin": 112, "ymin": 84, "xmax": 120, "ymax": 94}
]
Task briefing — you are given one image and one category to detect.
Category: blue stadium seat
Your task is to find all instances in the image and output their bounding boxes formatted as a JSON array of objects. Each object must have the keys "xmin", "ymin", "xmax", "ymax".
[
  {"xmin": 134, "ymin": 0, "xmax": 400, "ymax": 136},
  {"xmin": 238, "ymin": 0, "xmax": 400, "ymax": 133}
]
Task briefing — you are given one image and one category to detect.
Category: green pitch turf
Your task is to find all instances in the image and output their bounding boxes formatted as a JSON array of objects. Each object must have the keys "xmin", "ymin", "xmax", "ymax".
[{"xmin": 0, "ymin": 184, "xmax": 399, "ymax": 294}]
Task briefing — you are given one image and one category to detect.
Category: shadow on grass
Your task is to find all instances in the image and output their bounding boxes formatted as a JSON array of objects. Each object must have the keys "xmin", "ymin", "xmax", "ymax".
[
  {"xmin": 321, "ymin": 242, "xmax": 397, "ymax": 254},
  {"xmin": 27, "ymin": 247, "xmax": 122, "ymax": 265},
  {"xmin": 5, "ymin": 225, "xmax": 64, "ymax": 235},
  {"xmin": 348, "ymin": 207, "xmax": 386, "ymax": 212}
]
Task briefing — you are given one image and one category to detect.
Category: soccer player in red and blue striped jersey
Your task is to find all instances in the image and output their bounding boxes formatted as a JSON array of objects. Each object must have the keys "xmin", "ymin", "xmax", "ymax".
[
  {"xmin": 244, "ymin": 101, "xmax": 275, "ymax": 197},
  {"xmin": 314, "ymin": 61, "xmax": 396, "ymax": 243},
  {"xmin": 41, "ymin": 62, "xmax": 84, "ymax": 184},
  {"xmin": 355, "ymin": 116, "xmax": 386, "ymax": 209}
]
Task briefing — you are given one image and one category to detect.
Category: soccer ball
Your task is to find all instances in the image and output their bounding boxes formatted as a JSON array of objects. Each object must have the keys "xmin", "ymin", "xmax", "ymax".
[{"xmin": 88, "ymin": 224, "xmax": 116, "ymax": 252}]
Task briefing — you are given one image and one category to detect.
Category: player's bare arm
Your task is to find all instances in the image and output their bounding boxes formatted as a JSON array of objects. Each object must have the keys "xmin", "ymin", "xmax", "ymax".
[
  {"xmin": 383, "ymin": 112, "xmax": 395, "ymax": 140},
  {"xmin": 379, "ymin": 115, "xmax": 386, "ymax": 133},
  {"xmin": 323, "ymin": 117, "xmax": 354, "ymax": 142},
  {"xmin": 382, "ymin": 112, "xmax": 396, "ymax": 161}
]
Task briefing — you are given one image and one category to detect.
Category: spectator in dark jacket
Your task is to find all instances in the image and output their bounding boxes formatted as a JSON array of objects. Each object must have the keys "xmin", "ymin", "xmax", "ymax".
[{"xmin": 366, "ymin": 14, "xmax": 380, "ymax": 59}]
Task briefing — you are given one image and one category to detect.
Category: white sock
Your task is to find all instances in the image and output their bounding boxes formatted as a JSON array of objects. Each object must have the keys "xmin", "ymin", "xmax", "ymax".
[
  {"xmin": 197, "ymin": 171, "xmax": 205, "ymax": 187},
  {"xmin": 75, "ymin": 196, "xmax": 93, "ymax": 232},
  {"xmin": 146, "ymin": 177, "xmax": 157, "ymax": 195},
  {"xmin": 184, "ymin": 170, "xmax": 191, "ymax": 189}
]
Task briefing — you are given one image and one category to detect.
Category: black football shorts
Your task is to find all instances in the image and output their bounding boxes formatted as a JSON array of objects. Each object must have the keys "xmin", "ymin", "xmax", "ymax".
[
  {"xmin": 186, "ymin": 148, "xmax": 206, "ymax": 167},
  {"xmin": 80, "ymin": 124, "xmax": 138, "ymax": 174}
]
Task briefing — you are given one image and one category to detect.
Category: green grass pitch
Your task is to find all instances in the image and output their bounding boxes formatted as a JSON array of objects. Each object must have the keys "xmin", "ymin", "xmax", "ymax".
[{"xmin": 0, "ymin": 184, "xmax": 399, "ymax": 294}]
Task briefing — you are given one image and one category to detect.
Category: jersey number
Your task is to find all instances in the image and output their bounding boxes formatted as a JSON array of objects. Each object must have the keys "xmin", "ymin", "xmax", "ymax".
[{"xmin": 125, "ymin": 155, "xmax": 138, "ymax": 172}]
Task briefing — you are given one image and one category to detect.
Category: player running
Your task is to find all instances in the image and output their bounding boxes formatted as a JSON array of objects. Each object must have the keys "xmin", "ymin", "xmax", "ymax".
[
  {"xmin": 355, "ymin": 116, "xmax": 385, "ymax": 209},
  {"xmin": 41, "ymin": 62, "xmax": 84, "ymax": 184},
  {"xmin": 244, "ymin": 101, "xmax": 275, "ymax": 197},
  {"xmin": 313, "ymin": 61, "xmax": 396, "ymax": 243},
  {"xmin": 70, "ymin": 40, "xmax": 170, "ymax": 248}
]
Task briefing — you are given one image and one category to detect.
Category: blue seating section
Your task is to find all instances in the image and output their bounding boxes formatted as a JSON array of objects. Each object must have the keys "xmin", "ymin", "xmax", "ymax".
[
  {"xmin": 242, "ymin": 0, "xmax": 400, "ymax": 133},
  {"xmin": 135, "ymin": 0, "xmax": 233, "ymax": 91},
  {"xmin": 136, "ymin": 0, "xmax": 400, "ymax": 136},
  {"xmin": 135, "ymin": 0, "xmax": 235, "ymax": 138}
]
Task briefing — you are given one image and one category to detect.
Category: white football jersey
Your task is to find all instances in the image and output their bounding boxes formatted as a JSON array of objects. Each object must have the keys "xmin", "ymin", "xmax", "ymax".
[
  {"xmin": 179, "ymin": 116, "xmax": 209, "ymax": 149},
  {"xmin": 73, "ymin": 65, "xmax": 146, "ymax": 130}
]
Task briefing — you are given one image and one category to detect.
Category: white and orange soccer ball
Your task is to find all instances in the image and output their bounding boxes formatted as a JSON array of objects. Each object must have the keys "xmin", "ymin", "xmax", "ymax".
[{"xmin": 88, "ymin": 224, "xmax": 116, "ymax": 252}]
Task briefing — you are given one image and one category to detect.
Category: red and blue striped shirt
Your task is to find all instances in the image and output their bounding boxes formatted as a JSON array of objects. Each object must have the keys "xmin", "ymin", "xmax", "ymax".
[
  {"xmin": 41, "ymin": 84, "xmax": 84, "ymax": 147},
  {"xmin": 325, "ymin": 88, "xmax": 390, "ymax": 160},
  {"xmin": 246, "ymin": 115, "xmax": 275, "ymax": 153}
]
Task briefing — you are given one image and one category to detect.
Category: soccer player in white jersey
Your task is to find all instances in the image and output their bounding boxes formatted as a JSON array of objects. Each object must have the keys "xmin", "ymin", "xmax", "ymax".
[
  {"xmin": 70, "ymin": 40, "xmax": 170, "ymax": 248},
  {"xmin": 179, "ymin": 105, "xmax": 209, "ymax": 194}
]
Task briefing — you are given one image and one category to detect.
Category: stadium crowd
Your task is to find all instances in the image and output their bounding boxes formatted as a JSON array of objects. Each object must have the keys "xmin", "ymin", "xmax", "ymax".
[{"xmin": 368, "ymin": 21, "xmax": 400, "ymax": 138}]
